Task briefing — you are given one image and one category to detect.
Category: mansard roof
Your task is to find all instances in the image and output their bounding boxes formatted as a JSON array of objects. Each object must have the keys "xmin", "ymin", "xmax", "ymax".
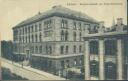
[{"xmin": 13, "ymin": 5, "xmax": 99, "ymax": 29}]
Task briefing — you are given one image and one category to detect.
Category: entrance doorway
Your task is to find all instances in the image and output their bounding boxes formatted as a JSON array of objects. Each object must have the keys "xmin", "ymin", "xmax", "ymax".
[{"xmin": 26, "ymin": 50, "xmax": 31, "ymax": 60}]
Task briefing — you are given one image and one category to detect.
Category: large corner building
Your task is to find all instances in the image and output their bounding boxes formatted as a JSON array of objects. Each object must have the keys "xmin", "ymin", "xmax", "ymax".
[
  {"xmin": 12, "ymin": 5, "xmax": 128, "ymax": 80},
  {"xmin": 12, "ymin": 5, "xmax": 99, "ymax": 76}
]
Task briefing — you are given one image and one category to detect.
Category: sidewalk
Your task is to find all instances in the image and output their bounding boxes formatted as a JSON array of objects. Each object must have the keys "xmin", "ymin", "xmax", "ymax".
[{"xmin": 1, "ymin": 58, "xmax": 65, "ymax": 80}]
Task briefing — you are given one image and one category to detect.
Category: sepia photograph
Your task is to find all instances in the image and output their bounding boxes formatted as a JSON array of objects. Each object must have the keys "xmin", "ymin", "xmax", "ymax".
[{"xmin": 0, "ymin": 0, "xmax": 127, "ymax": 80}]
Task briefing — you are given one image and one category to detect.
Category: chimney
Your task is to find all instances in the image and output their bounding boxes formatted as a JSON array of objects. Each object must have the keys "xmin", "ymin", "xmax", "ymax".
[
  {"xmin": 99, "ymin": 21, "xmax": 104, "ymax": 27},
  {"xmin": 117, "ymin": 18, "xmax": 123, "ymax": 26},
  {"xmin": 98, "ymin": 21, "xmax": 105, "ymax": 33}
]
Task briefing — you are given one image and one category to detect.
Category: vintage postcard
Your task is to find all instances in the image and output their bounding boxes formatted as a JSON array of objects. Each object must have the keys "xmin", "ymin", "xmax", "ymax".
[{"xmin": 0, "ymin": 0, "xmax": 127, "ymax": 80}]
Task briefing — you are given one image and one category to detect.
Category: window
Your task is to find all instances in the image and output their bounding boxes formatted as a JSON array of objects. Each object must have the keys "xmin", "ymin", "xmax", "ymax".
[
  {"xmin": 44, "ymin": 20, "xmax": 52, "ymax": 37},
  {"xmin": 74, "ymin": 59, "xmax": 77, "ymax": 66},
  {"xmin": 31, "ymin": 46, "xmax": 34, "ymax": 53},
  {"xmin": 73, "ymin": 32, "xmax": 77, "ymax": 41},
  {"xmin": 31, "ymin": 35, "xmax": 34, "ymax": 42},
  {"xmin": 66, "ymin": 46, "xmax": 69, "ymax": 53},
  {"xmin": 35, "ymin": 24, "xmax": 37, "ymax": 32},
  {"xmin": 39, "ymin": 23, "xmax": 42, "ymax": 31},
  {"xmin": 49, "ymin": 46, "xmax": 52, "ymax": 54},
  {"xmin": 25, "ymin": 27, "xmax": 27, "ymax": 34},
  {"xmin": 48, "ymin": 61, "xmax": 52, "ymax": 67},
  {"xmin": 73, "ymin": 21, "xmax": 76, "ymax": 29},
  {"xmin": 31, "ymin": 25, "xmax": 34, "ymax": 32},
  {"xmin": 20, "ymin": 29, "xmax": 22, "ymax": 35},
  {"xmin": 79, "ymin": 22, "xmax": 82, "ymax": 30},
  {"xmin": 61, "ymin": 30, "xmax": 64, "ymax": 41},
  {"xmin": 35, "ymin": 46, "xmax": 38, "ymax": 53},
  {"xmin": 61, "ymin": 19, "xmax": 64, "ymax": 28},
  {"xmin": 39, "ymin": 46, "xmax": 42, "ymax": 53},
  {"xmin": 46, "ymin": 45, "xmax": 48, "ymax": 54},
  {"xmin": 90, "ymin": 41, "xmax": 98, "ymax": 54},
  {"xmin": 39, "ymin": 33, "xmax": 42, "ymax": 42},
  {"xmin": 28, "ymin": 35, "xmax": 30, "ymax": 43},
  {"xmin": 26, "ymin": 36, "xmax": 27, "ymax": 43},
  {"xmin": 23, "ymin": 36, "xmax": 24, "ymax": 43},
  {"xmin": 23, "ymin": 28, "xmax": 24, "ymax": 34},
  {"xmin": 84, "ymin": 24, "xmax": 90, "ymax": 31},
  {"xmin": 61, "ymin": 61, "xmax": 64, "ymax": 69},
  {"xmin": 73, "ymin": 45, "xmax": 76, "ymax": 53},
  {"xmin": 61, "ymin": 19, "xmax": 68, "ymax": 28},
  {"xmin": 79, "ymin": 32, "xmax": 82, "ymax": 41},
  {"xmin": 105, "ymin": 40, "xmax": 117, "ymax": 55},
  {"xmin": 80, "ymin": 58, "xmax": 82, "ymax": 65},
  {"xmin": 35, "ymin": 34, "xmax": 38, "ymax": 42},
  {"xmin": 65, "ymin": 31, "xmax": 68, "ymax": 41},
  {"xmin": 28, "ymin": 26, "xmax": 30, "ymax": 33},
  {"xmin": 60, "ymin": 46, "xmax": 64, "ymax": 54},
  {"xmin": 44, "ymin": 20, "xmax": 52, "ymax": 29},
  {"xmin": 66, "ymin": 60, "xmax": 70, "ymax": 68},
  {"xmin": 79, "ymin": 45, "xmax": 82, "ymax": 53}
]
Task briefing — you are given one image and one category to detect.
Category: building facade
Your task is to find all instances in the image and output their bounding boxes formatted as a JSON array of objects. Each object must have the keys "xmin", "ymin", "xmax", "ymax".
[
  {"xmin": 83, "ymin": 18, "xmax": 128, "ymax": 80},
  {"xmin": 12, "ymin": 6, "xmax": 99, "ymax": 76}
]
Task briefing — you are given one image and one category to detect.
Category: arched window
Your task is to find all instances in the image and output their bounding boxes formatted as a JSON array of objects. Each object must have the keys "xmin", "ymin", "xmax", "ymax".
[
  {"xmin": 61, "ymin": 30, "xmax": 64, "ymax": 41},
  {"xmin": 65, "ymin": 31, "xmax": 68, "ymax": 41},
  {"xmin": 73, "ymin": 32, "xmax": 76, "ymax": 41}
]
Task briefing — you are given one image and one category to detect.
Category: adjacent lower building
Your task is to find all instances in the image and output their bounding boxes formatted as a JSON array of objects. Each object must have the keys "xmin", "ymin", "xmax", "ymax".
[{"xmin": 83, "ymin": 18, "xmax": 128, "ymax": 80}]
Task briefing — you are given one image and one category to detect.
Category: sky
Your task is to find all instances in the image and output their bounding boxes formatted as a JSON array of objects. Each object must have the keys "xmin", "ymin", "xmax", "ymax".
[{"xmin": 0, "ymin": 0, "xmax": 127, "ymax": 40}]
